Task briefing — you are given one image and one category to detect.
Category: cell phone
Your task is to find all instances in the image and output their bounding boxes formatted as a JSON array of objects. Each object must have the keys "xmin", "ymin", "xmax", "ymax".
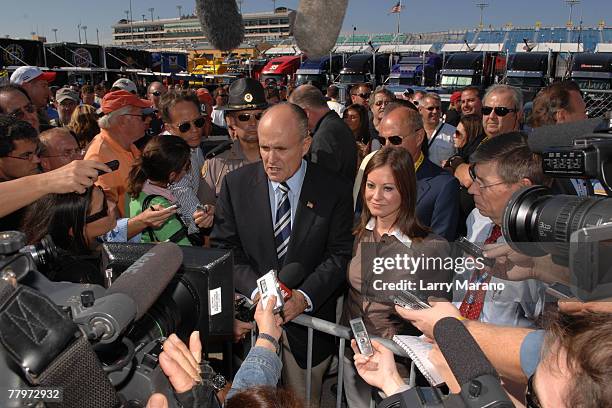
[
  {"xmin": 546, "ymin": 282, "xmax": 574, "ymax": 300},
  {"xmin": 98, "ymin": 160, "xmax": 119, "ymax": 176},
  {"xmin": 456, "ymin": 236, "xmax": 496, "ymax": 268},
  {"xmin": 197, "ymin": 203, "xmax": 210, "ymax": 213},
  {"xmin": 165, "ymin": 203, "xmax": 181, "ymax": 211},
  {"xmin": 257, "ymin": 270, "xmax": 284, "ymax": 314},
  {"xmin": 392, "ymin": 290, "xmax": 431, "ymax": 310},
  {"xmin": 350, "ymin": 317, "xmax": 374, "ymax": 357}
]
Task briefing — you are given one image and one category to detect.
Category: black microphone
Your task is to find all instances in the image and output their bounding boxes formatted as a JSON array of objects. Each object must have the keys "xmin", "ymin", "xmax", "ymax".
[
  {"xmin": 196, "ymin": 0, "xmax": 245, "ymax": 51},
  {"xmin": 433, "ymin": 317, "xmax": 514, "ymax": 407},
  {"xmin": 278, "ymin": 262, "xmax": 306, "ymax": 301},
  {"xmin": 528, "ymin": 117, "xmax": 602, "ymax": 153},
  {"xmin": 292, "ymin": 0, "xmax": 349, "ymax": 58}
]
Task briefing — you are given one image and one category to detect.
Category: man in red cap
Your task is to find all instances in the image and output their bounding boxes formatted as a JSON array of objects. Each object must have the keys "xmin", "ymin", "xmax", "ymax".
[
  {"xmin": 444, "ymin": 91, "xmax": 462, "ymax": 127},
  {"xmin": 84, "ymin": 90, "xmax": 152, "ymax": 217}
]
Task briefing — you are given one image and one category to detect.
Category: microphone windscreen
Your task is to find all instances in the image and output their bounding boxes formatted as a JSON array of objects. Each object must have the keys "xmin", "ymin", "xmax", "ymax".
[
  {"xmin": 433, "ymin": 317, "xmax": 498, "ymax": 386},
  {"xmin": 106, "ymin": 242, "xmax": 183, "ymax": 320},
  {"xmin": 278, "ymin": 262, "xmax": 306, "ymax": 288},
  {"xmin": 528, "ymin": 118, "xmax": 602, "ymax": 153},
  {"xmin": 196, "ymin": 0, "xmax": 244, "ymax": 51},
  {"xmin": 292, "ymin": 0, "xmax": 348, "ymax": 58}
]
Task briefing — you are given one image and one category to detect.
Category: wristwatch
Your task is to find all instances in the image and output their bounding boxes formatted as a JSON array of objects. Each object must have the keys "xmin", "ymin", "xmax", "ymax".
[
  {"xmin": 258, "ymin": 333, "xmax": 280, "ymax": 354},
  {"xmin": 200, "ymin": 360, "xmax": 227, "ymax": 392}
]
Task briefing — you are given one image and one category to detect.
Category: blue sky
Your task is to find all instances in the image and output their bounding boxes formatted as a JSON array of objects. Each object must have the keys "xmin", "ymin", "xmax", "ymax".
[{"xmin": 1, "ymin": 0, "xmax": 609, "ymax": 44}]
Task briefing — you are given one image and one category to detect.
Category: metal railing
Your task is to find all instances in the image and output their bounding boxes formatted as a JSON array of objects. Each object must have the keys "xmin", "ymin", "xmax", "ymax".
[
  {"xmin": 583, "ymin": 89, "xmax": 612, "ymax": 119},
  {"xmin": 251, "ymin": 314, "xmax": 417, "ymax": 408}
]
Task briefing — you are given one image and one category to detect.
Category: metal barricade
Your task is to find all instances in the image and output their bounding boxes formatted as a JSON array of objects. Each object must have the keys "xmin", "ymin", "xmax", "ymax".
[
  {"xmin": 250, "ymin": 314, "xmax": 417, "ymax": 408},
  {"xmin": 583, "ymin": 89, "xmax": 612, "ymax": 119}
]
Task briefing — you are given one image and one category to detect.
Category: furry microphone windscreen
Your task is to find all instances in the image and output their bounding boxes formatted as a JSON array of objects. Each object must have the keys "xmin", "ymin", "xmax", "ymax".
[
  {"xmin": 292, "ymin": 0, "xmax": 349, "ymax": 58},
  {"xmin": 196, "ymin": 0, "xmax": 245, "ymax": 51}
]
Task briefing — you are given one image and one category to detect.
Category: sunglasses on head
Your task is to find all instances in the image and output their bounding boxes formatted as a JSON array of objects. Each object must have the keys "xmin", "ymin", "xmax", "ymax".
[
  {"xmin": 482, "ymin": 106, "xmax": 517, "ymax": 117},
  {"xmin": 378, "ymin": 135, "xmax": 403, "ymax": 146},
  {"xmin": 237, "ymin": 112, "xmax": 263, "ymax": 122},
  {"xmin": 86, "ymin": 186, "xmax": 109, "ymax": 224},
  {"xmin": 178, "ymin": 117, "xmax": 206, "ymax": 133}
]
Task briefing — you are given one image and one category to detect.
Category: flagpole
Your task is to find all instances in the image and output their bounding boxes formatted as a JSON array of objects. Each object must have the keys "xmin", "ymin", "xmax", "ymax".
[{"xmin": 396, "ymin": 0, "xmax": 402, "ymax": 35}]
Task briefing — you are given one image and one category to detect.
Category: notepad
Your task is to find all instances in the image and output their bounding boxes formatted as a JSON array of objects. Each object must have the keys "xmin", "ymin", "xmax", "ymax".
[{"xmin": 393, "ymin": 335, "xmax": 445, "ymax": 386}]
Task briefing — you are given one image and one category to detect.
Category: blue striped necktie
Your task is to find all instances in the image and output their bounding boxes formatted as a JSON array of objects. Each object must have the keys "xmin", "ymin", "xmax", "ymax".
[{"xmin": 274, "ymin": 182, "xmax": 291, "ymax": 264}]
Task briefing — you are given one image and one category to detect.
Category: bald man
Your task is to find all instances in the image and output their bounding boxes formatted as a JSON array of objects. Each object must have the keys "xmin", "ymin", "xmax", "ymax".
[
  {"xmin": 39, "ymin": 127, "xmax": 83, "ymax": 172},
  {"xmin": 211, "ymin": 103, "xmax": 353, "ymax": 406}
]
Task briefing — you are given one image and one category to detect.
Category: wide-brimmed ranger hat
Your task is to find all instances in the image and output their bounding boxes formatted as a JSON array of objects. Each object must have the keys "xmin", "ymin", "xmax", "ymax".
[{"xmin": 219, "ymin": 78, "xmax": 268, "ymax": 112}]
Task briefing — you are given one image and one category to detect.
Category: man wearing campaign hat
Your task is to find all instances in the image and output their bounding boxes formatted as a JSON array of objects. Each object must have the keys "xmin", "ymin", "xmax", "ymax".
[
  {"xmin": 197, "ymin": 78, "xmax": 267, "ymax": 215},
  {"xmin": 51, "ymin": 88, "xmax": 80, "ymax": 127},
  {"xmin": 10, "ymin": 66, "xmax": 56, "ymax": 129},
  {"xmin": 84, "ymin": 90, "xmax": 152, "ymax": 217}
]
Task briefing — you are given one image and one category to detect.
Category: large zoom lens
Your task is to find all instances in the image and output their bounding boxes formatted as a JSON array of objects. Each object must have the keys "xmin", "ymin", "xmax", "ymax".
[{"xmin": 503, "ymin": 186, "xmax": 612, "ymax": 263}]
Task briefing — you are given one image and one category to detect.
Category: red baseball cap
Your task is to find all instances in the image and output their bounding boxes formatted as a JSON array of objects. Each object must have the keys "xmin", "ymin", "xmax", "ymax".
[
  {"xmin": 196, "ymin": 88, "xmax": 213, "ymax": 106},
  {"xmin": 450, "ymin": 91, "xmax": 462, "ymax": 104},
  {"xmin": 101, "ymin": 90, "xmax": 151, "ymax": 114}
]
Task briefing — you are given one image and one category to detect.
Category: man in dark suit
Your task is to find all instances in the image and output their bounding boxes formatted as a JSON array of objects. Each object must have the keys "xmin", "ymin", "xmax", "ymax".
[
  {"xmin": 378, "ymin": 103, "xmax": 460, "ymax": 241},
  {"xmin": 211, "ymin": 102, "xmax": 354, "ymax": 405},
  {"xmin": 289, "ymin": 84, "xmax": 357, "ymax": 183}
]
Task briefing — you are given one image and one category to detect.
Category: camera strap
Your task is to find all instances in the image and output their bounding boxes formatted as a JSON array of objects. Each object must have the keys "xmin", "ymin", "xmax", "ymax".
[{"xmin": 0, "ymin": 280, "xmax": 121, "ymax": 408}]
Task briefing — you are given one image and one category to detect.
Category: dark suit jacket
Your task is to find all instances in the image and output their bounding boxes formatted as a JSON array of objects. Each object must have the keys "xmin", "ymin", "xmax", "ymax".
[
  {"xmin": 309, "ymin": 110, "xmax": 358, "ymax": 184},
  {"xmin": 416, "ymin": 158, "xmax": 460, "ymax": 241},
  {"xmin": 211, "ymin": 161, "xmax": 354, "ymax": 366}
]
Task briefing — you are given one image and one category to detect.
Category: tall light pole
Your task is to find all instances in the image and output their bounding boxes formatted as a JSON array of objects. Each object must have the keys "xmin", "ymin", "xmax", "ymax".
[
  {"xmin": 124, "ymin": 10, "xmax": 129, "ymax": 20},
  {"xmin": 96, "ymin": 28, "xmax": 100, "ymax": 45},
  {"xmin": 142, "ymin": 14, "xmax": 146, "ymax": 22},
  {"xmin": 272, "ymin": 0, "xmax": 276, "ymax": 12},
  {"xmin": 476, "ymin": 2, "xmax": 489, "ymax": 30},
  {"xmin": 51, "ymin": 28, "xmax": 58, "ymax": 42},
  {"xmin": 82, "ymin": 25, "xmax": 88, "ymax": 44},
  {"xmin": 77, "ymin": 23, "xmax": 82, "ymax": 43},
  {"xmin": 177, "ymin": 5, "xmax": 183, "ymax": 19},
  {"xmin": 148, "ymin": 7, "xmax": 155, "ymax": 21},
  {"xmin": 565, "ymin": 0, "xmax": 580, "ymax": 27}
]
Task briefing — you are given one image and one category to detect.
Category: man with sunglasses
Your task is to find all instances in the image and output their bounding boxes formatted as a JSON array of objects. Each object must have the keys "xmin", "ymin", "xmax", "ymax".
[
  {"xmin": 378, "ymin": 103, "xmax": 460, "ymax": 241},
  {"xmin": 481, "ymin": 84, "xmax": 523, "ymax": 139},
  {"xmin": 0, "ymin": 85, "xmax": 40, "ymax": 132},
  {"xmin": 368, "ymin": 87, "xmax": 396, "ymax": 144},
  {"xmin": 289, "ymin": 84, "xmax": 357, "ymax": 183},
  {"xmin": 418, "ymin": 92, "xmax": 457, "ymax": 167},
  {"xmin": 349, "ymin": 83, "xmax": 372, "ymax": 108},
  {"xmin": 39, "ymin": 127, "xmax": 83, "ymax": 172},
  {"xmin": 84, "ymin": 90, "xmax": 152, "ymax": 217},
  {"xmin": 200, "ymin": 78, "xmax": 267, "ymax": 209}
]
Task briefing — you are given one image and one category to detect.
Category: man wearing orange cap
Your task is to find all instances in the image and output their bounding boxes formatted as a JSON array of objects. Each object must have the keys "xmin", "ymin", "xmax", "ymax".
[{"xmin": 84, "ymin": 90, "xmax": 152, "ymax": 217}]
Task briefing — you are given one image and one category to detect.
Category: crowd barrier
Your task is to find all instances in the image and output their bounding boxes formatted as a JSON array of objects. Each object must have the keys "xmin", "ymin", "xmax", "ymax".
[{"xmin": 583, "ymin": 89, "xmax": 612, "ymax": 119}]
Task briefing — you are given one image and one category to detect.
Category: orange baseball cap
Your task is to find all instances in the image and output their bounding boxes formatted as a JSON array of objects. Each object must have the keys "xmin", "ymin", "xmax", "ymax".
[{"xmin": 101, "ymin": 90, "xmax": 152, "ymax": 114}]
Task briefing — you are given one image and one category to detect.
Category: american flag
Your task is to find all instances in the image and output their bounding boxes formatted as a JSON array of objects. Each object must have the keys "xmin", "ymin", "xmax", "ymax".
[{"xmin": 389, "ymin": 1, "xmax": 402, "ymax": 13}]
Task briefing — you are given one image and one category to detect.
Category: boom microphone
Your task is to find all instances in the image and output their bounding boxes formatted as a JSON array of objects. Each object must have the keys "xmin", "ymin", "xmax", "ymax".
[
  {"xmin": 528, "ymin": 117, "xmax": 602, "ymax": 153},
  {"xmin": 292, "ymin": 0, "xmax": 349, "ymax": 58},
  {"xmin": 196, "ymin": 0, "xmax": 245, "ymax": 51},
  {"xmin": 105, "ymin": 242, "xmax": 183, "ymax": 321}
]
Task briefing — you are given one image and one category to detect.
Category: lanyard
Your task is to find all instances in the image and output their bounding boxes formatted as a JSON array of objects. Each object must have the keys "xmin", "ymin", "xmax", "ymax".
[{"xmin": 414, "ymin": 152, "xmax": 424, "ymax": 172}]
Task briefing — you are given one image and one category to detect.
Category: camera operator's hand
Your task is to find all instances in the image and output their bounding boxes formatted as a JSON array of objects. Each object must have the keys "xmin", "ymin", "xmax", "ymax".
[
  {"xmin": 159, "ymin": 332, "xmax": 202, "ymax": 393},
  {"xmin": 234, "ymin": 318, "xmax": 254, "ymax": 343},
  {"xmin": 351, "ymin": 339, "xmax": 405, "ymax": 397},
  {"xmin": 395, "ymin": 299, "xmax": 462, "ymax": 339},
  {"xmin": 429, "ymin": 343, "xmax": 461, "ymax": 393},
  {"xmin": 193, "ymin": 205, "xmax": 215, "ymax": 229},
  {"xmin": 255, "ymin": 296, "xmax": 284, "ymax": 343},
  {"xmin": 42, "ymin": 160, "xmax": 110, "ymax": 194}
]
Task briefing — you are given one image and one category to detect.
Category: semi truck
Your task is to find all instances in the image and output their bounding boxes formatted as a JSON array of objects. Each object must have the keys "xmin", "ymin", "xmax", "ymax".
[
  {"xmin": 504, "ymin": 51, "xmax": 571, "ymax": 101},
  {"xmin": 439, "ymin": 52, "xmax": 505, "ymax": 91},
  {"xmin": 334, "ymin": 53, "xmax": 390, "ymax": 103},
  {"xmin": 295, "ymin": 54, "xmax": 344, "ymax": 91},
  {"xmin": 386, "ymin": 53, "xmax": 442, "ymax": 88},
  {"xmin": 570, "ymin": 52, "xmax": 612, "ymax": 118},
  {"xmin": 260, "ymin": 55, "xmax": 303, "ymax": 86}
]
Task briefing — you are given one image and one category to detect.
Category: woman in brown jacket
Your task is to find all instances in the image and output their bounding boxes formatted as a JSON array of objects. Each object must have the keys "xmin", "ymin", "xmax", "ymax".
[{"xmin": 341, "ymin": 147, "xmax": 451, "ymax": 408}]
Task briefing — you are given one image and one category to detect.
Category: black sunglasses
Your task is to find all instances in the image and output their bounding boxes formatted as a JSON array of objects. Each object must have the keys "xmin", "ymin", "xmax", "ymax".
[
  {"xmin": 178, "ymin": 117, "xmax": 206, "ymax": 133},
  {"xmin": 237, "ymin": 112, "xmax": 263, "ymax": 122},
  {"xmin": 525, "ymin": 373, "xmax": 542, "ymax": 408},
  {"xmin": 482, "ymin": 106, "xmax": 518, "ymax": 117},
  {"xmin": 8, "ymin": 103, "xmax": 36, "ymax": 120},
  {"xmin": 86, "ymin": 186, "xmax": 109, "ymax": 224},
  {"xmin": 151, "ymin": 91, "xmax": 162, "ymax": 97},
  {"xmin": 378, "ymin": 135, "xmax": 403, "ymax": 146},
  {"xmin": 353, "ymin": 92, "xmax": 371, "ymax": 100}
]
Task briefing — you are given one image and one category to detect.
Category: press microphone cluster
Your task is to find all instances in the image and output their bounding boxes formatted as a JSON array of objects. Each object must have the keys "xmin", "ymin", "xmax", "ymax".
[
  {"xmin": 292, "ymin": 0, "xmax": 349, "ymax": 58},
  {"xmin": 196, "ymin": 0, "xmax": 244, "ymax": 51}
]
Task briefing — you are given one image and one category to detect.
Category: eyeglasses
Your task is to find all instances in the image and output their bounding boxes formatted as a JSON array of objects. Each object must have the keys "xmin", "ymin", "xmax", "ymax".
[
  {"xmin": 482, "ymin": 106, "xmax": 518, "ymax": 117},
  {"xmin": 86, "ymin": 186, "xmax": 109, "ymax": 224},
  {"xmin": 374, "ymin": 100, "xmax": 391, "ymax": 107},
  {"xmin": 525, "ymin": 374, "xmax": 542, "ymax": 408},
  {"xmin": 6, "ymin": 146, "xmax": 42, "ymax": 161},
  {"xmin": 8, "ymin": 103, "xmax": 36, "ymax": 121},
  {"xmin": 237, "ymin": 112, "xmax": 263, "ymax": 122},
  {"xmin": 469, "ymin": 164, "xmax": 507, "ymax": 189},
  {"xmin": 378, "ymin": 135, "xmax": 403, "ymax": 146},
  {"xmin": 122, "ymin": 113, "xmax": 149, "ymax": 122},
  {"xmin": 42, "ymin": 148, "xmax": 85, "ymax": 159},
  {"xmin": 423, "ymin": 105, "xmax": 441, "ymax": 112},
  {"xmin": 177, "ymin": 117, "xmax": 206, "ymax": 133},
  {"xmin": 151, "ymin": 91, "xmax": 162, "ymax": 97},
  {"xmin": 352, "ymin": 92, "xmax": 371, "ymax": 100}
]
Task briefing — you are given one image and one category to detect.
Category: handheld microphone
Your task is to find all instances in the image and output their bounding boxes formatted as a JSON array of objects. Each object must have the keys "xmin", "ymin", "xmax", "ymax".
[
  {"xmin": 196, "ymin": 0, "xmax": 245, "ymax": 51},
  {"xmin": 277, "ymin": 262, "xmax": 306, "ymax": 301},
  {"xmin": 528, "ymin": 118, "xmax": 602, "ymax": 153},
  {"xmin": 433, "ymin": 317, "xmax": 514, "ymax": 407},
  {"xmin": 292, "ymin": 0, "xmax": 349, "ymax": 58},
  {"xmin": 72, "ymin": 243, "xmax": 183, "ymax": 343}
]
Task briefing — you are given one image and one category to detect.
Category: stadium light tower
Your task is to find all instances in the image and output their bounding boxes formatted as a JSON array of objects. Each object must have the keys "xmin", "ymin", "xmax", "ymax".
[
  {"xmin": 565, "ymin": 0, "xmax": 580, "ymax": 26},
  {"xmin": 149, "ymin": 7, "xmax": 155, "ymax": 21},
  {"xmin": 51, "ymin": 28, "xmax": 58, "ymax": 42},
  {"xmin": 177, "ymin": 5, "xmax": 183, "ymax": 19},
  {"xmin": 476, "ymin": 2, "xmax": 489, "ymax": 30}
]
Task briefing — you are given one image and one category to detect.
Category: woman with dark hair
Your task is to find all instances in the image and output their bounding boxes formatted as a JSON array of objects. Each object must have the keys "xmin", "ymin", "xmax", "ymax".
[
  {"xmin": 68, "ymin": 104, "xmax": 100, "ymax": 148},
  {"xmin": 21, "ymin": 185, "xmax": 118, "ymax": 284},
  {"xmin": 343, "ymin": 103, "xmax": 370, "ymax": 144},
  {"xmin": 128, "ymin": 135, "xmax": 193, "ymax": 245},
  {"xmin": 226, "ymin": 386, "xmax": 303, "ymax": 408},
  {"xmin": 442, "ymin": 114, "xmax": 486, "ymax": 236},
  {"xmin": 341, "ymin": 147, "xmax": 450, "ymax": 408}
]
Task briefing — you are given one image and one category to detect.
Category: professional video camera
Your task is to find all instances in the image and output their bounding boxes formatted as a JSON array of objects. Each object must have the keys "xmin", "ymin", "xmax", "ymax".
[
  {"xmin": 0, "ymin": 231, "xmax": 233, "ymax": 408},
  {"xmin": 502, "ymin": 114, "xmax": 612, "ymax": 300}
]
